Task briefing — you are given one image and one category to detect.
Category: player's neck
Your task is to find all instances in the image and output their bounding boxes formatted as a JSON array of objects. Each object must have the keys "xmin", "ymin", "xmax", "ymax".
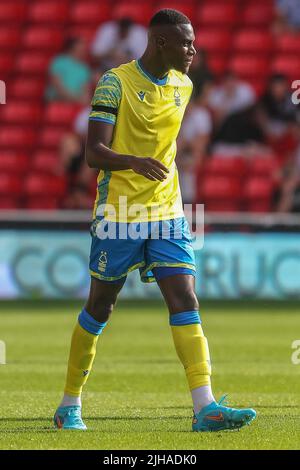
[{"xmin": 139, "ymin": 53, "xmax": 169, "ymax": 80}]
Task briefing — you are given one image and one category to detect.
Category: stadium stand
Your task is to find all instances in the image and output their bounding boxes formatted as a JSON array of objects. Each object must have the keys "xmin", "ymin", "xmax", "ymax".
[
  {"xmin": 9, "ymin": 78, "xmax": 45, "ymax": 101},
  {"xmin": 241, "ymin": 2, "xmax": 275, "ymax": 27},
  {"xmin": 0, "ymin": 28, "xmax": 22, "ymax": 50},
  {"xmin": 14, "ymin": 52, "xmax": 54, "ymax": 76},
  {"xmin": 244, "ymin": 176, "xmax": 275, "ymax": 212},
  {"xmin": 0, "ymin": 0, "xmax": 299, "ymax": 212},
  {"xmin": 31, "ymin": 151, "xmax": 59, "ymax": 175},
  {"xmin": 70, "ymin": 1, "xmax": 110, "ymax": 25},
  {"xmin": 28, "ymin": 1, "xmax": 70, "ymax": 24},
  {"xmin": 0, "ymin": 1, "xmax": 28, "ymax": 23},
  {"xmin": 196, "ymin": 2, "xmax": 238, "ymax": 27}
]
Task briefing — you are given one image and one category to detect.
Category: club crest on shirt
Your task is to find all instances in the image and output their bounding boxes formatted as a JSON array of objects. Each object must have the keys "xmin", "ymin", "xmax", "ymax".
[
  {"xmin": 174, "ymin": 87, "xmax": 181, "ymax": 106},
  {"xmin": 98, "ymin": 251, "xmax": 108, "ymax": 272}
]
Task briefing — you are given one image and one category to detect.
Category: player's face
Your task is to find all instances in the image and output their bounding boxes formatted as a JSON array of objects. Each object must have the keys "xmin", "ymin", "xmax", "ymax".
[{"xmin": 164, "ymin": 24, "xmax": 196, "ymax": 74}]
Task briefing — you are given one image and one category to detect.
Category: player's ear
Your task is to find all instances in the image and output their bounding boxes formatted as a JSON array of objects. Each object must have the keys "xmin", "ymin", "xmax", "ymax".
[{"xmin": 156, "ymin": 35, "xmax": 166, "ymax": 50}]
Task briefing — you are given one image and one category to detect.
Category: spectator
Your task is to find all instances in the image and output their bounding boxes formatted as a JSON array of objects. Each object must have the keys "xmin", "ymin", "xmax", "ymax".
[
  {"xmin": 59, "ymin": 106, "xmax": 96, "ymax": 209},
  {"xmin": 73, "ymin": 106, "xmax": 91, "ymax": 139},
  {"xmin": 276, "ymin": 123, "xmax": 300, "ymax": 212},
  {"xmin": 188, "ymin": 49, "xmax": 214, "ymax": 99},
  {"xmin": 208, "ymin": 71, "xmax": 256, "ymax": 126},
  {"xmin": 177, "ymin": 83, "xmax": 213, "ymax": 203},
  {"xmin": 46, "ymin": 38, "xmax": 91, "ymax": 104},
  {"xmin": 73, "ymin": 72, "xmax": 99, "ymax": 138},
  {"xmin": 273, "ymin": 0, "xmax": 300, "ymax": 34},
  {"xmin": 91, "ymin": 17, "xmax": 147, "ymax": 70},
  {"xmin": 212, "ymin": 105, "xmax": 271, "ymax": 157},
  {"xmin": 259, "ymin": 74, "xmax": 298, "ymax": 138},
  {"xmin": 276, "ymin": 161, "xmax": 300, "ymax": 212}
]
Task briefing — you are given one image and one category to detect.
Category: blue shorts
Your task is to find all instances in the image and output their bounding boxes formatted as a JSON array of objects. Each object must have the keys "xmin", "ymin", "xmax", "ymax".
[{"xmin": 89, "ymin": 217, "xmax": 196, "ymax": 283}]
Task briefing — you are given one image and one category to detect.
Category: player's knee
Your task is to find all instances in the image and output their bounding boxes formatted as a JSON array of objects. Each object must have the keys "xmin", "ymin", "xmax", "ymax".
[
  {"xmin": 171, "ymin": 289, "xmax": 199, "ymax": 314},
  {"xmin": 85, "ymin": 289, "xmax": 119, "ymax": 323},
  {"xmin": 183, "ymin": 290, "xmax": 199, "ymax": 312},
  {"xmin": 96, "ymin": 303, "xmax": 114, "ymax": 323},
  {"xmin": 86, "ymin": 278, "xmax": 124, "ymax": 323}
]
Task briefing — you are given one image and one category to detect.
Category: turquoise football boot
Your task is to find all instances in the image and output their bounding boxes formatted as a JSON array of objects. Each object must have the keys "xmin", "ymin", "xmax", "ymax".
[
  {"xmin": 54, "ymin": 405, "xmax": 87, "ymax": 430},
  {"xmin": 192, "ymin": 395, "xmax": 256, "ymax": 432}
]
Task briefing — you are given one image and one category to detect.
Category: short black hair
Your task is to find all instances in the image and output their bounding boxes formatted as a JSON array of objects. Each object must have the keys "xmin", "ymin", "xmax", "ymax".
[
  {"xmin": 64, "ymin": 37, "xmax": 82, "ymax": 53},
  {"xmin": 149, "ymin": 9, "xmax": 191, "ymax": 27},
  {"xmin": 269, "ymin": 73, "xmax": 288, "ymax": 83}
]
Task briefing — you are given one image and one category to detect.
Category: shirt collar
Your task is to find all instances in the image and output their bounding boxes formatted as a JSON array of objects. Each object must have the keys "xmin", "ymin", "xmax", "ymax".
[{"xmin": 135, "ymin": 59, "xmax": 169, "ymax": 86}]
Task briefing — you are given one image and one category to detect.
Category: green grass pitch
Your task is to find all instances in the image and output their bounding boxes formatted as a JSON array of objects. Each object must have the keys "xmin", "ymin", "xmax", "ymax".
[{"xmin": 0, "ymin": 299, "xmax": 299, "ymax": 450}]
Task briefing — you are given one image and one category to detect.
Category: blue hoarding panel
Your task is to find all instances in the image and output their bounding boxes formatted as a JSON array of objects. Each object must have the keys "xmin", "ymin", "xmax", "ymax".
[{"xmin": 0, "ymin": 230, "xmax": 300, "ymax": 299}]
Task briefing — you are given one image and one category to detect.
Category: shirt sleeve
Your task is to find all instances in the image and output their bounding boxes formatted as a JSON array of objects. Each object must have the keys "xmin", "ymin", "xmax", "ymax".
[{"xmin": 89, "ymin": 71, "xmax": 122, "ymax": 125}]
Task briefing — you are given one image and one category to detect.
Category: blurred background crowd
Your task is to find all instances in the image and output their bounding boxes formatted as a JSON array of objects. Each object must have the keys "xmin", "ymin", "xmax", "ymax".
[{"xmin": 1, "ymin": 0, "xmax": 300, "ymax": 213}]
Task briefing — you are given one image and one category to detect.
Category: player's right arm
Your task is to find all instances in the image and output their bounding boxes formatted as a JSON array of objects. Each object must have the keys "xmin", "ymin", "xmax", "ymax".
[{"xmin": 85, "ymin": 72, "xmax": 169, "ymax": 182}]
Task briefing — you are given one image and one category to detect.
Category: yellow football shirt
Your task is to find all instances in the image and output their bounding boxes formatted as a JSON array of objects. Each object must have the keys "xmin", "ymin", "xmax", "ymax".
[{"xmin": 89, "ymin": 59, "xmax": 193, "ymax": 222}]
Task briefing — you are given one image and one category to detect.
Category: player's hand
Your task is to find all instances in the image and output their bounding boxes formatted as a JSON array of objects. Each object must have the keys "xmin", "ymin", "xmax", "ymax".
[{"xmin": 129, "ymin": 156, "xmax": 169, "ymax": 181}]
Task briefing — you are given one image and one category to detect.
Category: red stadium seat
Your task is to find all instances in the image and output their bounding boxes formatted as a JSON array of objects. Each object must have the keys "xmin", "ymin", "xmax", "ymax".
[
  {"xmin": 246, "ymin": 201, "xmax": 272, "ymax": 212},
  {"xmin": 246, "ymin": 78, "xmax": 267, "ymax": 97},
  {"xmin": 0, "ymin": 127, "xmax": 36, "ymax": 149},
  {"xmin": 113, "ymin": 1, "xmax": 154, "ymax": 25},
  {"xmin": 24, "ymin": 174, "xmax": 66, "ymax": 198},
  {"xmin": 197, "ymin": 2, "xmax": 238, "ymax": 27},
  {"xmin": 276, "ymin": 33, "xmax": 300, "ymax": 53},
  {"xmin": 203, "ymin": 200, "xmax": 241, "ymax": 212},
  {"xmin": 38, "ymin": 127, "xmax": 67, "ymax": 149},
  {"xmin": 272, "ymin": 56, "xmax": 300, "ymax": 80},
  {"xmin": 229, "ymin": 55, "xmax": 269, "ymax": 78},
  {"xmin": 195, "ymin": 29, "xmax": 232, "ymax": 53},
  {"xmin": 31, "ymin": 151, "xmax": 59, "ymax": 174},
  {"xmin": 244, "ymin": 177, "xmax": 274, "ymax": 212},
  {"xmin": 0, "ymin": 197, "xmax": 19, "ymax": 209},
  {"xmin": 67, "ymin": 26, "xmax": 98, "ymax": 46},
  {"xmin": 248, "ymin": 157, "xmax": 279, "ymax": 176},
  {"xmin": 207, "ymin": 55, "xmax": 228, "ymax": 75},
  {"xmin": 0, "ymin": 102, "xmax": 41, "ymax": 125},
  {"xmin": 0, "ymin": 28, "xmax": 21, "ymax": 49},
  {"xmin": 154, "ymin": 2, "xmax": 196, "ymax": 23},
  {"xmin": 25, "ymin": 197, "xmax": 61, "ymax": 210},
  {"xmin": 0, "ymin": 152, "xmax": 29, "ymax": 173},
  {"xmin": 201, "ymin": 176, "xmax": 242, "ymax": 203},
  {"xmin": 204, "ymin": 157, "xmax": 247, "ymax": 178},
  {"xmin": 0, "ymin": 55, "xmax": 14, "ymax": 77},
  {"xmin": 241, "ymin": 2, "xmax": 274, "ymax": 26},
  {"xmin": 233, "ymin": 30, "xmax": 273, "ymax": 54},
  {"xmin": 14, "ymin": 52, "xmax": 52, "ymax": 75},
  {"xmin": 0, "ymin": 174, "xmax": 22, "ymax": 195},
  {"xmin": 28, "ymin": 1, "xmax": 70, "ymax": 23},
  {"xmin": 9, "ymin": 78, "xmax": 45, "ymax": 100},
  {"xmin": 23, "ymin": 27, "xmax": 64, "ymax": 51},
  {"xmin": 70, "ymin": 1, "xmax": 110, "ymax": 24},
  {"xmin": 44, "ymin": 103, "xmax": 81, "ymax": 126},
  {"xmin": 89, "ymin": 174, "xmax": 98, "ymax": 197},
  {"xmin": 0, "ymin": 103, "xmax": 41, "ymax": 127},
  {"xmin": 0, "ymin": 1, "xmax": 27, "ymax": 23}
]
